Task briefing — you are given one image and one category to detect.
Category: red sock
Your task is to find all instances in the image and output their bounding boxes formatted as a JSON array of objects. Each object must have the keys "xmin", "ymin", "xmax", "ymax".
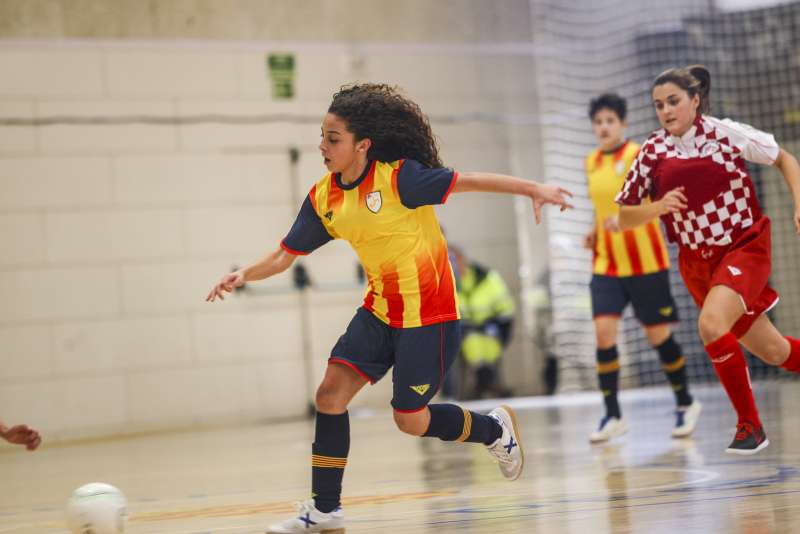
[
  {"xmin": 705, "ymin": 332, "xmax": 761, "ymax": 427},
  {"xmin": 780, "ymin": 336, "xmax": 800, "ymax": 373}
]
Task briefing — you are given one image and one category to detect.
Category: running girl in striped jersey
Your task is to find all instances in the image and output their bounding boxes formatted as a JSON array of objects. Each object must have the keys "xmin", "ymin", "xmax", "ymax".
[
  {"xmin": 206, "ymin": 83, "xmax": 572, "ymax": 533},
  {"xmin": 617, "ymin": 65, "xmax": 800, "ymax": 455},
  {"xmin": 584, "ymin": 93, "xmax": 700, "ymax": 444}
]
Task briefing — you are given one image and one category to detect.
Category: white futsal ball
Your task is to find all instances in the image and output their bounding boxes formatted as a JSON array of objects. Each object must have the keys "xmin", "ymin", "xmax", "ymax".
[{"xmin": 66, "ymin": 482, "xmax": 127, "ymax": 534}]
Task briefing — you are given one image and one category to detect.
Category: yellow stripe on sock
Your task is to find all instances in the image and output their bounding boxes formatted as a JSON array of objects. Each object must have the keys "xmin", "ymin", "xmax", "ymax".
[
  {"xmin": 311, "ymin": 462, "xmax": 347, "ymax": 468},
  {"xmin": 311, "ymin": 459, "xmax": 347, "ymax": 465},
  {"xmin": 311, "ymin": 456, "xmax": 347, "ymax": 464},
  {"xmin": 662, "ymin": 356, "xmax": 685, "ymax": 373},
  {"xmin": 456, "ymin": 408, "xmax": 472, "ymax": 442},
  {"xmin": 597, "ymin": 360, "xmax": 620, "ymax": 374},
  {"xmin": 311, "ymin": 455, "xmax": 347, "ymax": 468}
]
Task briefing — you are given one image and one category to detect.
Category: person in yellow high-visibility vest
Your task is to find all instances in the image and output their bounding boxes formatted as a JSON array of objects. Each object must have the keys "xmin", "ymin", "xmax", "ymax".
[{"xmin": 451, "ymin": 246, "xmax": 515, "ymax": 399}]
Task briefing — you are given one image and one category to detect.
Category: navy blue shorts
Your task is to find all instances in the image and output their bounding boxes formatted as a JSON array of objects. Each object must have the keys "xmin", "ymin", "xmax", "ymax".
[
  {"xmin": 590, "ymin": 270, "xmax": 678, "ymax": 325},
  {"xmin": 330, "ymin": 307, "xmax": 461, "ymax": 412}
]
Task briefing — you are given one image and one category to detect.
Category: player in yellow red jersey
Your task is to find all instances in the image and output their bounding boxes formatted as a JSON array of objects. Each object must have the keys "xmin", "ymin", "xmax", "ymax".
[
  {"xmin": 206, "ymin": 83, "xmax": 572, "ymax": 534},
  {"xmin": 584, "ymin": 93, "xmax": 701, "ymax": 444}
]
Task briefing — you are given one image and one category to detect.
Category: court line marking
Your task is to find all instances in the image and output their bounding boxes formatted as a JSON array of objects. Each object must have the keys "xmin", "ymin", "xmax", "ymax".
[{"xmin": 424, "ymin": 488, "xmax": 800, "ymax": 527}]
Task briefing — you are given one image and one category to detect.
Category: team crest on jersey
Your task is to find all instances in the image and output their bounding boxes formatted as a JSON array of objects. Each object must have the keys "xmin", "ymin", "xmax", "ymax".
[
  {"xmin": 701, "ymin": 142, "xmax": 720, "ymax": 157},
  {"xmin": 614, "ymin": 160, "xmax": 627, "ymax": 175},
  {"xmin": 366, "ymin": 191, "xmax": 382, "ymax": 213}
]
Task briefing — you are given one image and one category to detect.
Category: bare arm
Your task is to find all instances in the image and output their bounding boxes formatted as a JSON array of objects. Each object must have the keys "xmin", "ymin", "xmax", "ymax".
[
  {"xmin": 453, "ymin": 172, "xmax": 573, "ymax": 223},
  {"xmin": 453, "ymin": 172, "xmax": 536, "ymax": 195},
  {"xmin": 619, "ymin": 203, "xmax": 663, "ymax": 231},
  {"xmin": 618, "ymin": 187, "xmax": 688, "ymax": 231},
  {"xmin": 206, "ymin": 247, "xmax": 296, "ymax": 302},
  {"xmin": 774, "ymin": 148, "xmax": 800, "ymax": 234}
]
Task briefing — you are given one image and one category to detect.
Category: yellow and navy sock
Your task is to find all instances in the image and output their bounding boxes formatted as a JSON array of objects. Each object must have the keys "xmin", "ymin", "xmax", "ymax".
[
  {"xmin": 597, "ymin": 346, "xmax": 621, "ymax": 418},
  {"xmin": 656, "ymin": 334, "xmax": 693, "ymax": 407},
  {"xmin": 312, "ymin": 411, "xmax": 349, "ymax": 513},
  {"xmin": 423, "ymin": 403, "xmax": 502, "ymax": 445}
]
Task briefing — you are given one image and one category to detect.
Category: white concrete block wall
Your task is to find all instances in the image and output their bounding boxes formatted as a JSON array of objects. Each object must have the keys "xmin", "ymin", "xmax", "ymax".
[
  {"xmin": 1, "ymin": 324, "xmax": 53, "ymax": 379},
  {"xmin": 37, "ymin": 101, "xmax": 179, "ymax": 154},
  {"xmin": 113, "ymin": 154, "xmax": 293, "ymax": 206},
  {"xmin": 0, "ymin": 157, "xmax": 114, "ymax": 208},
  {"xmin": 105, "ymin": 50, "xmax": 242, "ymax": 97},
  {"xmin": 0, "ymin": 38, "xmax": 541, "ymax": 441},
  {"xmin": 0, "ymin": 267, "xmax": 120, "ymax": 322},
  {"xmin": 0, "ymin": 213, "xmax": 46, "ymax": 265},
  {"xmin": 0, "ymin": 101, "xmax": 37, "ymax": 154},
  {"xmin": 0, "ymin": 49, "xmax": 105, "ymax": 96}
]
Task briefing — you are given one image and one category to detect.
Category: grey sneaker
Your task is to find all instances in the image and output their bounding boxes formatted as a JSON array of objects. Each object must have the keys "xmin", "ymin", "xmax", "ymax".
[
  {"xmin": 486, "ymin": 405, "xmax": 524, "ymax": 481},
  {"xmin": 725, "ymin": 422, "xmax": 769, "ymax": 456},
  {"xmin": 266, "ymin": 499, "xmax": 345, "ymax": 533}
]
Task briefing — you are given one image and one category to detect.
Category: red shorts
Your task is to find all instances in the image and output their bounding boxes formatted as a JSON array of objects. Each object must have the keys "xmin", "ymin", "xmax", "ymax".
[{"xmin": 678, "ymin": 217, "xmax": 779, "ymax": 339}]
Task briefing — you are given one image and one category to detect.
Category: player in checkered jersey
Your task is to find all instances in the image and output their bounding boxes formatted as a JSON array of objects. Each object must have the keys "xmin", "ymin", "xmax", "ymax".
[{"xmin": 616, "ymin": 65, "xmax": 800, "ymax": 455}]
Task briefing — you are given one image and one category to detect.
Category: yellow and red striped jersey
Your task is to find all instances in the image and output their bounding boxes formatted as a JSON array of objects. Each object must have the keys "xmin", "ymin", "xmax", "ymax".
[
  {"xmin": 586, "ymin": 141, "xmax": 669, "ymax": 277},
  {"xmin": 281, "ymin": 159, "xmax": 460, "ymax": 328}
]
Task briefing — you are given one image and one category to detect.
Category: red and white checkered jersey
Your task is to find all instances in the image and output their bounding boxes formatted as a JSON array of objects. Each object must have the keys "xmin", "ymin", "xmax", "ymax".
[{"xmin": 615, "ymin": 115, "xmax": 779, "ymax": 250}]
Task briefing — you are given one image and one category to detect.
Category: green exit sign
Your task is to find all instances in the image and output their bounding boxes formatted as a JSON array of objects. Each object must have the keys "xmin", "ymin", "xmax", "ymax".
[{"xmin": 267, "ymin": 53, "xmax": 295, "ymax": 100}]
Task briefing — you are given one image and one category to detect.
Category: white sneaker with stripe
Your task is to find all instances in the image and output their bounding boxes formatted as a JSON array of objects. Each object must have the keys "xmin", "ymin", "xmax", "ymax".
[
  {"xmin": 266, "ymin": 499, "xmax": 344, "ymax": 534},
  {"xmin": 485, "ymin": 405, "xmax": 524, "ymax": 481}
]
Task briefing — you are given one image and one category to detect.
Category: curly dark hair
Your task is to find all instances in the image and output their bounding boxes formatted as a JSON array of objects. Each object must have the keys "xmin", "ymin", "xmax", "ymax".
[
  {"xmin": 588, "ymin": 93, "xmax": 627, "ymax": 121},
  {"xmin": 327, "ymin": 83, "xmax": 443, "ymax": 168}
]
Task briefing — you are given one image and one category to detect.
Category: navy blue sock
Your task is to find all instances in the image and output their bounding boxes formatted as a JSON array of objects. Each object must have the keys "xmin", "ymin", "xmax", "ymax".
[
  {"xmin": 423, "ymin": 403, "xmax": 502, "ymax": 445},
  {"xmin": 597, "ymin": 346, "xmax": 621, "ymax": 418},
  {"xmin": 312, "ymin": 412, "xmax": 349, "ymax": 513},
  {"xmin": 656, "ymin": 335, "xmax": 693, "ymax": 407}
]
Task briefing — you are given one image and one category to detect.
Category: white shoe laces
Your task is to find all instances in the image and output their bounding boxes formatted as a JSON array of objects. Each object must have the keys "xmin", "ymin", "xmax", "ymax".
[
  {"xmin": 293, "ymin": 499, "xmax": 316, "ymax": 515},
  {"xmin": 486, "ymin": 415, "xmax": 514, "ymax": 465},
  {"xmin": 488, "ymin": 440, "xmax": 514, "ymax": 465}
]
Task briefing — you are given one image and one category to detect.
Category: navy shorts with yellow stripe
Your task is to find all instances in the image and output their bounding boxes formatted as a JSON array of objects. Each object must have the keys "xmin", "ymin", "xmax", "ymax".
[
  {"xmin": 330, "ymin": 307, "xmax": 461, "ymax": 412},
  {"xmin": 590, "ymin": 270, "xmax": 678, "ymax": 325}
]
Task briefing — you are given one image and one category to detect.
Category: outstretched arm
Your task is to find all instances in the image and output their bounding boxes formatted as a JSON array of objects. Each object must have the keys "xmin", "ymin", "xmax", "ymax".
[
  {"xmin": 206, "ymin": 248, "xmax": 296, "ymax": 302},
  {"xmin": 452, "ymin": 172, "xmax": 573, "ymax": 224},
  {"xmin": 774, "ymin": 148, "xmax": 800, "ymax": 234}
]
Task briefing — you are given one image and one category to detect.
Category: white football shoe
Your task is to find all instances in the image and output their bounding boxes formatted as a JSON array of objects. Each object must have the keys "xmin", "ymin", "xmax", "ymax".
[
  {"xmin": 672, "ymin": 399, "xmax": 702, "ymax": 438},
  {"xmin": 589, "ymin": 416, "xmax": 628, "ymax": 443},
  {"xmin": 485, "ymin": 405, "xmax": 525, "ymax": 481},
  {"xmin": 266, "ymin": 499, "xmax": 345, "ymax": 534}
]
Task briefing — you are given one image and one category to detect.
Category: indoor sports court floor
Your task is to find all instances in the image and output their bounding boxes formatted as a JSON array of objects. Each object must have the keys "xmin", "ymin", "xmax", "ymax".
[{"xmin": 3, "ymin": 382, "xmax": 800, "ymax": 533}]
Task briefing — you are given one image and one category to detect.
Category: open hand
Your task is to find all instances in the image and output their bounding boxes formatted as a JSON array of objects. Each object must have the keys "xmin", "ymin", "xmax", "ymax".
[
  {"xmin": 2, "ymin": 424, "xmax": 41, "ymax": 451},
  {"xmin": 206, "ymin": 270, "xmax": 245, "ymax": 302},
  {"xmin": 532, "ymin": 183, "xmax": 574, "ymax": 224},
  {"xmin": 658, "ymin": 187, "xmax": 688, "ymax": 215}
]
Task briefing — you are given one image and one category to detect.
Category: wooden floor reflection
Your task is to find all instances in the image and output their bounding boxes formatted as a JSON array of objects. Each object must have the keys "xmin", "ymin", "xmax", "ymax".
[{"xmin": 3, "ymin": 381, "xmax": 800, "ymax": 533}]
